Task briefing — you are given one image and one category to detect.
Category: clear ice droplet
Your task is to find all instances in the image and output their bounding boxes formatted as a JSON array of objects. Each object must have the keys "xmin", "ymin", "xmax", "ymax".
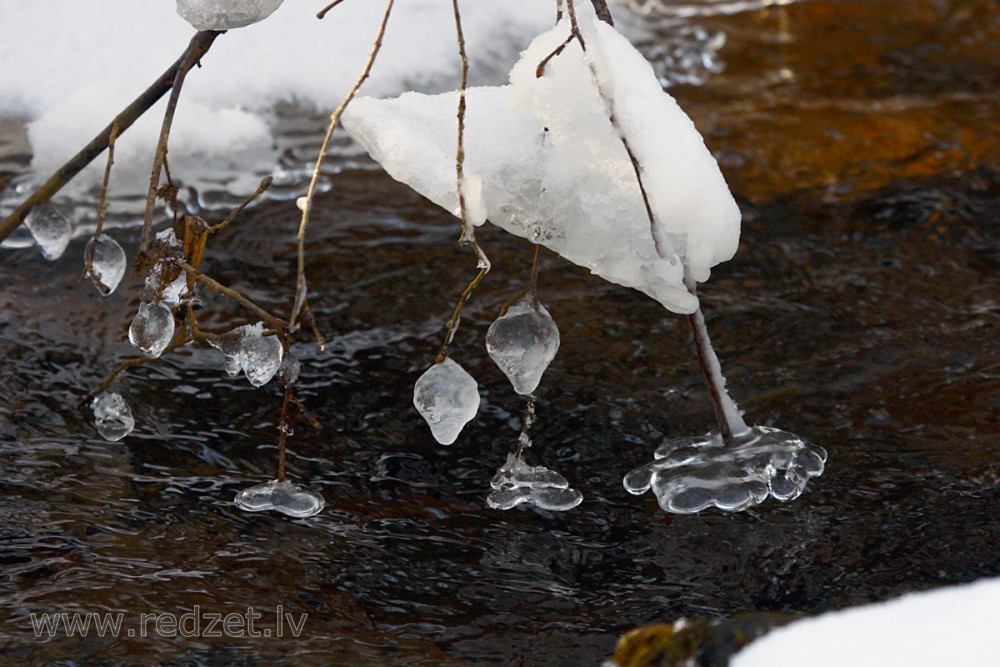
[
  {"xmin": 84, "ymin": 234, "xmax": 126, "ymax": 296},
  {"xmin": 128, "ymin": 301, "xmax": 175, "ymax": 359},
  {"xmin": 486, "ymin": 295, "xmax": 560, "ymax": 395},
  {"xmin": 92, "ymin": 392, "xmax": 135, "ymax": 441},
  {"xmin": 413, "ymin": 357, "xmax": 480, "ymax": 445},
  {"xmin": 623, "ymin": 426, "xmax": 827, "ymax": 514},
  {"xmin": 487, "ymin": 453, "xmax": 583, "ymax": 511},
  {"xmin": 24, "ymin": 202, "xmax": 72, "ymax": 261},
  {"xmin": 240, "ymin": 333, "xmax": 283, "ymax": 387},
  {"xmin": 279, "ymin": 353, "xmax": 301, "ymax": 385},
  {"xmin": 234, "ymin": 479, "xmax": 325, "ymax": 518}
]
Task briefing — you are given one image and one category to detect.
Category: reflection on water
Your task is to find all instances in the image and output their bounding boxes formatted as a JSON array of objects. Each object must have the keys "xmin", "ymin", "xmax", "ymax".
[{"xmin": 1, "ymin": 1, "xmax": 998, "ymax": 664}]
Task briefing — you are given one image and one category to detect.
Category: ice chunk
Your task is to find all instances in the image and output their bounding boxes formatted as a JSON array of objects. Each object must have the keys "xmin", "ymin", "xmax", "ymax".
[
  {"xmin": 92, "ymin": 392, "xmax": 135, "ymax": 441},
  {"xmin": 623, "ymin": 426, "xmax": 827, "ymax": 513},
  {"xmin": 176, "ymin": 0, "xmax": 284, "ymax": 31},
  {"xmin": 278, "ymin": 353, "xmax": 300, "ymax": 385},
  {"xmin": 234, "ymin": 479, "xmax": 324, "ymax": 518},
  {"xmin": 342, "ymin": 17, "xmax": 741, "ymax": 314},
  {"xmin": 144, "ymin": 229, "xmax": 191, "ymax": 306},
  {"xmin": 239, "ymin": 328, "xmax": 283, "ymax": 387},
  {"xmin": 208, "ymin": 322, "xmax": 283, "ymax": 386},
  {"xmin": 84, "ymin": 234, "xmax": 127, "ymax": 296},
  {"xmin": 486, "ymin": 295, "xmax": 560, "ymax": 395},
  {"xmin": 24, "ymin": 202, "xmax": 72, "ymax": 261},
  {"xmin": 487, "ymin": 453, "xmax": 583, "ymax": 511},
  {"xmin": 128, "ymin": 301, "xmax": 175, "ymax": 359},
  {"xmin": 413, "ymin": 357, "xmax": 480, "ymax": 445}
]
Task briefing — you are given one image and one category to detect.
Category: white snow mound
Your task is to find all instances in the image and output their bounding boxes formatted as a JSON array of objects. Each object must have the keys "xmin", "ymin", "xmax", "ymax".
[{"xmin": 342, "ymin": 18, "xmax": 741, "ymax": 313}]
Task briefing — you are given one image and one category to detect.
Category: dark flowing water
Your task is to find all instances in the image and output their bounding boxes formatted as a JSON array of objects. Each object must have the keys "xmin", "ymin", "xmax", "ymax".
[{"xmin": 1, "ymin": 1, "xmax": 998, "ymax": 665}]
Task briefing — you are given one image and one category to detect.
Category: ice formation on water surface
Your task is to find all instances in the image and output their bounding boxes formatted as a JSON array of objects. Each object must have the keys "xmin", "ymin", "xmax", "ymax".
[
  {"xmin": 234, "ymin": 479, "xmax": 324, "ymax": 518},
  {"xmin": 176, "ymin": 0, "xmax": 284, "ymax": 31},
  {"xmin": 342, "ymin": 16, "xmax": 741, "ymax": 314},
  {"xmin": 623, "ymin": 427, "xmax": 827, "ymax": 513},
  {"xmin": 488, "ymin": 453, "xmax": 583, "ymax": 512}
]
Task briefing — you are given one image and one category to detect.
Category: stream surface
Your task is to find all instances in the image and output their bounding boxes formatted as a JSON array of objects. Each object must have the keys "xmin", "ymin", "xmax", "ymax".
[{"xmin": 1, "ymin": 1, "xmax": 998, "ymax": 665}]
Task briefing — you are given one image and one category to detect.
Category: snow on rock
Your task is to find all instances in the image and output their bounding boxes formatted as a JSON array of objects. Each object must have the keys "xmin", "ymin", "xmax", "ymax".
[
  {"xmin": 342, "ymin": 17, "xmax": 741, "ymax": 313},
  {"xmin": 176, "ymin": 0, "xmax": 284, "ymax": 31},
  {"xmin": 732, "ymin": 576, "xmax": 1000, "ymax": 667}
]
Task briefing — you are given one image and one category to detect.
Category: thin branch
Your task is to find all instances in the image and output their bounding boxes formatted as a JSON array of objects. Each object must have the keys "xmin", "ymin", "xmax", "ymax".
[
  {"xmin": 316, "ymin": 0, "xmax": 349, "ymax": 20},
  {"xmin": 83, "ymin": 331, "xmax": 193, "ymax": 403},
  {"xmin": 210, "ymin": 176, "xmax": 273, "ymax": 234},
  {"xmin": 590, "ymin": 0, "xmax": 615, "ymax": 25},
  {"xmin": 95, "ymin": 123, "xmax": 121, "ymax": 238},
  {"xmin": 292, "ymin": 0, "xmax": 396, "ymax": 330},
  {"xmin": 0, "ymin": 31, "xmax": 221, "ymax": 245},
  {"xmin": 435, "ymin": 266, "xmax": 488, "ymax": 363},
  {"xmin": 277, "ymin": 385, "xmax": 293, "ymax": 482},
  {"xmin": 513, "ymin": 393, "xmax": 537, "ymax": 459},
  {"xmin": 178, "ymin": 261, "xmax": 289, "ymax": 330},
  {"xmin": 141, "ymin": 33, "xmax": 221, "ymax": 253}
]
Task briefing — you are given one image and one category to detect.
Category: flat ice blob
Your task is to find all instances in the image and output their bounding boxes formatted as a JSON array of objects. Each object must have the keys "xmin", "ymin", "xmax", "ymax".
[
  {"xmin": 176, "ymin": 0, "xmax": 283, "ymax": 31},
  {"xmin": 623, "ymin": 426, "xmax": 827, "ymax": 513},
  {"xmin": 239, "ymin": 329, "xmax": 283, "ymax": 387},
  {"xmin": 92, "ymin": 392, "xmax": 135, "ymax": 441},
  {"xmin": 84, "ymin": 234, "xmax": 126, "ymax": 296},
  {"xmin": 413, "ymin": 357, "xmax": 480, "ymax": 446},
  {"xmin": 342, "ymin": 17, "xmax": 741, "ymax": 314},
  {"xmin": 487, "ymin": 453, "xmax": 583, "ymax": 511},
  {"xmin": 128, "ymin": 301, "xmax": 175, "ymax": 359},
  {"xmin": 23, "ymin": 202, "xmax": 72, "ymax": 261},
  {"xmin": 486, "ymin": 295, "xmax": 560, "ymax": 395},
  {"xmin": 234, "ymin": 479, "xmax": 324, "ymax": 518}
]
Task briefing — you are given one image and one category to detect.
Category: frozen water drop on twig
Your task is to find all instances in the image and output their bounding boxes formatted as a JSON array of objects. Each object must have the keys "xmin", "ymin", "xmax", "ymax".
[
  {"xmin": 487, "ymin": 453, "xmax": 583, "ymax": 511},
  {"xmin": 234, "ymin": 479, "xmax": 324, "ymax": 518},
  {"xmin": 486, "ymin": 295, "xmax": 560, "ymax": 395},
  {"xmin": 92, "ymin": 392, "xmax": 135, "ymax": 441},
  {"xmin": 239, "ymin": 328, "xmax": 283, "ymax": 387},
  {"xmin": 624, "ymin": 426, "xmax": 826, "ymax": 513},
  {"xmin": 413, "ymin": 357, "xmax": 480, "ymax": 445},
  {"xmin": 176, "ymin": 0, "xmax": 284, "ymax": 30},
  {"xmin": 128, "ymin": 301, "xmax": 175, "ymax": 359},
  {"xmin": 24, "ymin": 202, "xmax": 72, "ymax": 261},
  {"xmin": 84, "ymin": 234, "xmax": 126, "ymax": 296}
]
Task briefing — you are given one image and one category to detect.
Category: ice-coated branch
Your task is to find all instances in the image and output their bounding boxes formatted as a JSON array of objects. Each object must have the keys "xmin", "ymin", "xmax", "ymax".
[
  {"xmin": 684, "ymin": 278, "xmax": 750, "ymax": 444},
  {"xmin": 291, "ymin": 0, "xmax": 396, "ymax": 330},
  {"xmin": 0, "ymin": 31, "xmax": 221, "ymax": 246}
]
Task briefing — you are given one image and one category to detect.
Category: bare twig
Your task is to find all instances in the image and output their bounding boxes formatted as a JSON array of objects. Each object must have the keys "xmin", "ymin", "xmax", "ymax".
[
  {"xmin": 277, "ymin": 384, "xmax": 293, "ymax": 482},
  {"xmin": 316, "ymin": 0, "xmax": 349, "ymax": 19},
  {"xmin": 435, "ymin": 266, "xmax": 488, "ymax": 363},
  {"xmin": 292, "ymin": 0, "xmax": 395, "ymax": 330},
  {"xmin": 141, "ymin": 33, "xmax": 222, "ymax": 253},
  {"xmin": 178, "ymin": 261, "xmax": 289, "ymax": 330},
  {"xmin": 83, "ymin": 332, "xmax": 193, "ymax": 402},
  {"xmin": 513, "ymin": 394, "xmax": 536, "ymax": 459},
  {"xmin": 0, "ymin": 31, "xmax": 221, "ymax": 246},
  {"xmin": 95, "ymin": 123, "xmax": 121, "ymax": 238},
  {"xmin": 210, "ymin": 176, "xmax": 273, "ymax": 234},
  {"xmin": 590, "ymin": 0, "xmax": 615, "ymax": 25}
]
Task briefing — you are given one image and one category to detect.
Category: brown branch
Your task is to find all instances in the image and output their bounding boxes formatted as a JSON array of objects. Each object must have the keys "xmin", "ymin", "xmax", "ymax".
[
  {"xmin": 83, "ymin": 331, "xmax": 193, "ymax": 403},
  {"xmin": 0, "ymin": 31, "xmax": 222, "ymax": 246},
  {"xmin": 210, "ymin": 176, "xmax": 273, "ymax": 234},
  {"xmin": 292, "ymin": 0, "xmax": 396, "ymax": 330},
  {"xmin": 435, "ymin": 265, "xmax": 488, "ymax": 363},
  {"xmin": 590, "ymin": 0, "xmax": 614, "ymax": 25},
  {"xmin": 177, "ymin": 261, "xmax": 289, "ymax": 330},
  {"xmin": 316, "ymin": 0, "xmax": 350, "ymax": 19},
  {"xmin": 141, "ymin": 32, "xmax": 222, "ymax": 253}
]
